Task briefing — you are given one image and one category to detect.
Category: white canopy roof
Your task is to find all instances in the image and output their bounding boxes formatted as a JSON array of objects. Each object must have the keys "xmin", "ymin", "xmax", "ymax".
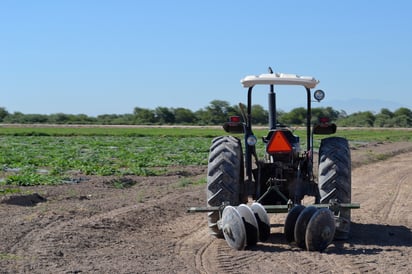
[{"xmin": 241, "ymin": 73, "xmax": 319, "ymax": 89}]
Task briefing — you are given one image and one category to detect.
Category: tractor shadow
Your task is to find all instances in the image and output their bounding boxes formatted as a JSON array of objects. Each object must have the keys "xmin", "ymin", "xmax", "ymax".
[
  {"xmin": 328, "ymin": 222, "xmax": 412, "ymax": 255},
  {"xmin": 247, "ymin": 232, "xmax": 296, "ymax": 253},
  {"xmin": 247, "ymin": 222, "xmax": 411, "ymax": 255}
]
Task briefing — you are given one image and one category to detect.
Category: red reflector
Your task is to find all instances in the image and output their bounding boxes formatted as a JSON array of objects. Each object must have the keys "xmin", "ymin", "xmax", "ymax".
[
  {"xmin": 266, "ymin": 131, "xmax": 292, "ymax": 153},
  {"xmin": 319, "ymin": 117, "xmax": 330, "ymax": 123},
  {"xmin": 230, "ymin": 116, "xmax": 241, "ymax": 123}
]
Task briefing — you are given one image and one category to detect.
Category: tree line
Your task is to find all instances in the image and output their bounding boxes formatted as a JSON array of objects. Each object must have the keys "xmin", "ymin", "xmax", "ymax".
[{"xmin": 0, "ymin": 100, "xmax": 411, "ymax": 127}]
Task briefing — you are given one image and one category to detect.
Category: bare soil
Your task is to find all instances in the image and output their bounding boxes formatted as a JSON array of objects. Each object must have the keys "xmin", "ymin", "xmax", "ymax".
[{"xmin": 1, "ymin": 141, "xmax": 412, "ymax": 273}]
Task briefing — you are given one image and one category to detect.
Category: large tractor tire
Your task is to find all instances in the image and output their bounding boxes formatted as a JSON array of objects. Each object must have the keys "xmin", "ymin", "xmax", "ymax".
[
  {"xmin": 318, "ymin": 137, "xmax": 351, "ymax": 240},
  {"xmin": 207, "ymin": 136, "xmax": 246, "ymax": 238}
]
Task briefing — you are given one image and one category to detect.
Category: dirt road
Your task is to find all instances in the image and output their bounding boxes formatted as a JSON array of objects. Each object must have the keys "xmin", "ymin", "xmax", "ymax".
[{"xmin": 1, "ymin": 142, "xmax": 411, "ymax": 273}]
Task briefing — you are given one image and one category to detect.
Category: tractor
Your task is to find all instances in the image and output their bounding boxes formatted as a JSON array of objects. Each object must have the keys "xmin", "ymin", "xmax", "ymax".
[{"xmin": 188, "ymin": 68, "xmax": 359, "ymax": 252}]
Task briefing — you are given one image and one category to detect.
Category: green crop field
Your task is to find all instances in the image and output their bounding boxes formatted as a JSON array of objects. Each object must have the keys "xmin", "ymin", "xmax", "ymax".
[{"xmin": 0, "ymin": 126, "xmax": 411, "ymax": 187}]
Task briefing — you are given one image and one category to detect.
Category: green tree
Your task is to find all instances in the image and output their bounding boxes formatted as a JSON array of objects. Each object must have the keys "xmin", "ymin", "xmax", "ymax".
[
  {"xmin": 48, "ymin": 113, "xmax": 70, "ymax": 124},
  {"xmin": 393, "ymin": 107, "xmax": 412, "ymax": 119},
  {"xmin": 97, "ymin": 114, "xmax": 119, "ymax": 124},
  {"xmin": 338, "ymin": 111, "xmax": 375, "ymax": 127},
  {"xmin": 0, "ymin": 107, "xmax": 9, "ymax": 122},
  {"xmin": 200, "ymin": 100, "xmax": 232, "ymax": 124},
  {"xmin": 374, "ymin": 114, "xmax": 391, "ymax": 127},
  {"xmin": 374, "ymin": 108, "xmax": 393, "ymax": 127},
  {"xmin": 389, "ymin": 108, "xmax": 411, "ymax": 127},
  {"xmin": 173, "ymin": 108, "xmax": 197, "ymax": 124},
  {"xmin": 24, "ymin": 114, "xmax": 49, "ymax": 123},
  {"xmin": 3, "ymin": 112, "xmax": 23, "ymax": 123},
  {"xmin": 134, "ymin": 107, "xmax": 156, "ymax": 124},
  {"xmin": 281, "ymin": 107, "xmax": 307, "ymax": 125},
  {"xmin": 311, "ymin": 107, "xmax": 340, "ymax": 124},
  {"xmin": 380, "ymin": 108, "xmax": 394, "ymax": 118},
  {"xmin": 251, "ymin": 104, "xmax": 268, "ymax": 124},
  {"xmin": 72, "ymin": 114, "xmax": 96, "ymax": 124},
  {"xmin": 155, "ymin": 107, "xmax": 175, "ymax": 124},
  {"xmin": 390, "ymin": 115, "xmax": 411, "ymax": 127}
]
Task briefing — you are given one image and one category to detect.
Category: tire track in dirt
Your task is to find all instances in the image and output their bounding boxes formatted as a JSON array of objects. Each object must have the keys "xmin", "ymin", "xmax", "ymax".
[
  {"xmin": 353, "ymin": 152, "xmax": 412, "ymax": 226},
  {"xmin": 173, "ymin": 213, "xmax": 263, "ymax": 273},
  {"xmin": 173, "ymin": 215, "xmax": 215, "ymax": 273},
  {"xmin": 9, "ymin": 200, "xmax": 153, "ymax": 253},
  {"xmin": 381, "ymin": 172, "xmax": 409, "ymax": 223},
  {"xmin": 213, "ymin": 245, "xmax": 263, "ymax": 273},
  {"xmin": 6, "ymin": 182, "xmax": 206, "ymax": 273},
  {"xmin": 6, "ymin": 204, "xmax": 141, "ymax": 272},
  {"xmin": 7, "ymin": 215, "xmax": 66, "ymax": 268},
  {"xmin": 325, "ymin": 151, "xmax": 412, "ymax": 274}
]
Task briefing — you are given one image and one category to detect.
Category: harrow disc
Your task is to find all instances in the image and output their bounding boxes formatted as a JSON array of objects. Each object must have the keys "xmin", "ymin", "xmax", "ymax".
[
  {"xmin": 294, "ymin": 206, "xmax": 318, "ymax": 249},
  {"xmin": 305, "ymin": 208, "xmax": 336, "ymax": 252},
  {"xmin": 250, "ymin": 202, "xmax": 271, "ymax": 242},
  {"xmin": 284, "ymin": 205, "xmax": 306, "ymax": 243},
  {"xmin": 237, "ymin": 204, "xmax": 259, "ymax": 247},
  {"xmin": 221, "ymin": 206, "xmax": 246, "ymax": 250}
]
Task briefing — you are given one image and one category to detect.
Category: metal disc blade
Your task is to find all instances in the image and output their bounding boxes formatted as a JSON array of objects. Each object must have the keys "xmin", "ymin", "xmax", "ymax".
[
  {"xmin": 237, "ymin": 204, "xmax": 259, "ymax": 247},
  {"xmin": 221, "ymin": 206, "xmax": 246, "ymax": 250},
  {"xmin": 250, "ymin": 202, "xmax": 271, "ymax": 242},
  {"xmin": 305, "ymin": 208, "xmax": 336, "ymax": 252},
  {"xmin": 284, "ymin": 205, "xmax": 306, "ymax": 243},
  {"xmin": 294, "ymin": 206, "xmax": 318, "ymax": 249}
]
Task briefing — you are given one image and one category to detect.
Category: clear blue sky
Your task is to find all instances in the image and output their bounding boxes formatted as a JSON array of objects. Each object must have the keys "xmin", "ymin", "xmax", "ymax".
[{"xmin": 1, "ymin": 1, "xmax": 411, "ymax": 116}]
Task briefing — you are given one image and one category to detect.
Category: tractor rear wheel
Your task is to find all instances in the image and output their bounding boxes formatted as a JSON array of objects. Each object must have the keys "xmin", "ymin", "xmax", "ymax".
[
  {"xmin": 318, "ymin": 137, "xmax": 351, "ymax": 240},
  {"xmin": 207, "ymin": 136, "xmax": 246, "ymax": 238}
]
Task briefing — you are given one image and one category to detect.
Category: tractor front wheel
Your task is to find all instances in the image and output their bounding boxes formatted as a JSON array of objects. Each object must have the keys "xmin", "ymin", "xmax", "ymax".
[{"xmin": 207, "ymin": 136, "xmax": 246, "ymax": 238}]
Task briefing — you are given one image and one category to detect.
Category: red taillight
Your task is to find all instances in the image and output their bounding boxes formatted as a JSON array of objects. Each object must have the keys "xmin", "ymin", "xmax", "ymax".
[
  {"xmin": 230, "ymin": 116, "xmax": 241, "ymax": 123},
  {"xmin": 266, "ymin": 131, "xmax": 292, "ymax": 154},
  {"xmin": 319, "ymin": 117, "xmax": 330, "ymax": 124}
]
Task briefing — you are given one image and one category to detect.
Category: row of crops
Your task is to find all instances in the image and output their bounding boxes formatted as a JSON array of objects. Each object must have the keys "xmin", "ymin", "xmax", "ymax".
[{"xmin": 1, "ymin": 126, "xmax": 411, "ymax": 186}]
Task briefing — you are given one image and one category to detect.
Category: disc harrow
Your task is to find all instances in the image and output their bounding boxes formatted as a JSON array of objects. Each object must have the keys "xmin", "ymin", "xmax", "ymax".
[
  {"xmin": 220, "ymin": 203, "xmax": 269, "ymax": 250},
  {"xmin": 188, "ymin": 201, "xmax": 359, "ymax": 252}
]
